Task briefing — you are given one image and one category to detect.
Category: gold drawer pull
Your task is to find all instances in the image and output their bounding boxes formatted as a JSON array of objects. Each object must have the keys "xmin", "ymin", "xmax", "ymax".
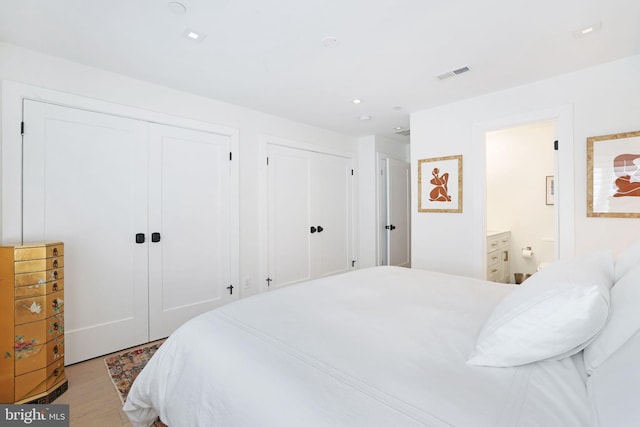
[
  {"xmin": 53, "ymin": 248, "xmax": 59, "ymax": 257},
  {"xmin": 52, "ymin": 345, "xmax": 59, "ymax": 355},
  {"xmin": 52, "ymin": 322, "xmax": 60, "ymax": 331},
  {"xmin": 52, "ymin": 282, "xmax": 59, "ymax": 292},
  {"xmin": 53, "ymin": 260, "xmax": 59, "ymax": 268},
  {"xmin": 53, "ymin": 368, "xmax": 60, "ymax": 377}
]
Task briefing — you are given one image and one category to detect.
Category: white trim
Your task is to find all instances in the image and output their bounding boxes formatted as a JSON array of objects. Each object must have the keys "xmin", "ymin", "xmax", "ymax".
[
  {"xmin": 1, "ymin": 80, "xmax": 240, "ymax": 288},
  {"xmin": 261, "ymin": 134, "xmax": 353, "ymax": 159},
  {"xmin": 470, "ymin": 104, "xmax": 574, "ymax": 279}
]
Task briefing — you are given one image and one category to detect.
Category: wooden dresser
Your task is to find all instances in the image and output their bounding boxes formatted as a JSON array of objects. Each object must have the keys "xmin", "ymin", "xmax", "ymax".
[{"xmin": 0, "ymin": 242, "xmax": 68, "ymax": 404}]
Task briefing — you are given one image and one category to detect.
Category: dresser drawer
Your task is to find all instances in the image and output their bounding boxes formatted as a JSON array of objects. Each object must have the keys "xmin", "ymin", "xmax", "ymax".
[
  {"xmin": 487, "ymin": 234, "xmax": 509, "ymax": 252},
  {"xmin": 15, "ymin": 341, "xmax": 46, "ymax": 376},
  {"xmin": 14, "ymin": 292, "xmax": 64, "ymax": 325},
  {"xmin": 14, "ymin": 279, "xmax": 64, "ymax": 299},
  {"xmin": 15, "ymin": 367, "xmax": 47, "ymax": 402},
  {"xmin": 487, "ymin": 262, "xmax": 505, "ymax": 282},
  {"xmin": 46, "ymin": 359, "xmax": 65, "ymax": 389},
  {"xmin": 47, "ymin": 337, "xmax": 64, "ymax": 364},
  {"xmin": 15, "ymin": 269, "xmax": 64, "ymax": 287},
  {"xmin": 46, "ymin": 291, "xmax": 64, "ymax": 318},
  {"xmin": 487, "ymin": 250, "xmax": 502, "ymax": 267},
  {"xmin": 14, "ymin": 296, "xmax": 47, "ymax": 325},
  {"xmin": 14, "ymin": 244, "xmax": 64, "ymax": 261},
  {"xmin": 15, "ymin": 256, "xmax": 64, "ymax": 274}
]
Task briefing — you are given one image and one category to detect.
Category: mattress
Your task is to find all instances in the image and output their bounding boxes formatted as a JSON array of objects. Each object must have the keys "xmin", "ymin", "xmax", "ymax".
[{"xmin": 123, "ymin": 266, "xmax": 593, "ymax": 426}]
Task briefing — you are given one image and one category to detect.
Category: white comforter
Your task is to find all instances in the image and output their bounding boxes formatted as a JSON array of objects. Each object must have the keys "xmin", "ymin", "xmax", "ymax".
[{"xmin": 124, "ymin": 266, "xmax": 593, "ymax": 427}]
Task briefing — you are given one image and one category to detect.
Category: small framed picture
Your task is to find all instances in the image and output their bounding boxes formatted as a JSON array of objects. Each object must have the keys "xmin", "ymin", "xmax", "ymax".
[
  {"xmin": 418, "ymin": 155, "xmax": 462, "ymax": 213},
  {"xmin": 546, "ymin": 176, "xmax": 554, "ymax": 205},
  {"xmin": 587, "ymin": 130, "xmax": 640, "ymax": 217}
]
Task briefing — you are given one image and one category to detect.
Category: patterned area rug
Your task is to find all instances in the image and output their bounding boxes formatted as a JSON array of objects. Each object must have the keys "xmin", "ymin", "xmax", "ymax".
[{"xmin": 104, "ymin": 341, "xmax": 163, "ymax": 403}]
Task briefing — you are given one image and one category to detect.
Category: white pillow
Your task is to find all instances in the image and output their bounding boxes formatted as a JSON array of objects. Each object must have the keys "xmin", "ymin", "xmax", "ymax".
[
  {"xmin": 468, "ymin": 251, "xmax": 613, "ymax": 367},
  {"xmin": 584, "ymin": 262, "xmax": 640, "ymax": 374},
  {"xmin": 614, "ymin": 239, "xmax": 640, "ymax": 282}
]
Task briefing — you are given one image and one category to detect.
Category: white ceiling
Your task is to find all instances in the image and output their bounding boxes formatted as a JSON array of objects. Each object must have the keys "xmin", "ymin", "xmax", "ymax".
[{"xmin": 1, "ymin": 0, "xmax": 639, "ymax": 141}]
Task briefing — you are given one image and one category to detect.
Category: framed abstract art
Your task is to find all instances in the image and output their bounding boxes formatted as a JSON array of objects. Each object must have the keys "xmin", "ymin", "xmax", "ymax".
[
  {"xmin": 418, "ymin": 155, "xmax": 462, "ymax": 213},
  {"xmin": 587, "ymin": 130, "xmax": 640, "ymax": 218}
]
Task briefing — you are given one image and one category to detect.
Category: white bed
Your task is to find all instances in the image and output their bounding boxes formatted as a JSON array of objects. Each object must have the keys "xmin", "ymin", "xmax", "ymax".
[{"xmin": 123, "ymin": 263, "xmax": 620, "ymax": 427}]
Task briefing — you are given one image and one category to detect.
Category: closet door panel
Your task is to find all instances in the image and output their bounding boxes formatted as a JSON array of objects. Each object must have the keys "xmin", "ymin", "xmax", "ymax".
[
  {"xmin": 315, "ymin": 153, "xmax": 353, "ymax": 278},
  {"xmin": 22, "ymin": 100, "xmax": 149, "ymax": 364},
  {"xmin": 387, "ymin": 159, "xmax": 411, "ymax": 268},
  {"xmin": 267, "ymin": 145, "xmax": 313, "ymax": 288},
  {"xmin": 148, "ymin": 124, "xmax": 233, "ymax": 340}
]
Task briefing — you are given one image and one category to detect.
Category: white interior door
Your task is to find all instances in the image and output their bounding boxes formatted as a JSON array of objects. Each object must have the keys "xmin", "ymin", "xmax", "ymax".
[
  {"xmin": 267, "ymin": 144, "xmax": 353, "ymax": 288},
  {"xmin": 378, "ymin": 158, "xmax": 389, "ymax": 265},
  {"xmin": 267, "ymin": 144, "xmax": 313, "ymax": 289},
  {"xmin": 148, "ymin": 124, "xmax": 233, "ymax": 340},
  {"xmin": 22, "ymin": 100, "xmax": 149, "ymax": 364},
  {"xmin": 315, "ymin": 152, "xmax": 353, "ymax": 278},
  {"xmin": 386, "ymin": 158, "xmax": 411, "ymax": 267}
]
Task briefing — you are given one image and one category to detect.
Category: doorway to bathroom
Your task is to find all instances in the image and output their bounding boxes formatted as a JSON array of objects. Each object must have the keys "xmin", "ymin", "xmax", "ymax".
[{"xmin": 485, "ymin": 120, "xmax": 557, "ymax": 283}]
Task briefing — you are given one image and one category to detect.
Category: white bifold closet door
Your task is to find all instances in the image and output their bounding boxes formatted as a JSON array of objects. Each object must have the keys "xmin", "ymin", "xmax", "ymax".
[
  {"xmin": 22, "ymin": 100, "xmax": 233, "ymax": 364},
  {"xmin": 267, "ymin": 144, "xmax": 353, "ymax": 289},
  {"xmin": 386, "ymin": 158, "xmax": 411, "ymax": 267}
]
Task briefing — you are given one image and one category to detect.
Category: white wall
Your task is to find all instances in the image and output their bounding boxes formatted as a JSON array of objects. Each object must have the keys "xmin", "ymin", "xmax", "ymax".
[
  {"xmin": 0, "ymin": 42, "xmax": 356, "ymax": 297},
  {"xmin": 411, "ymin": 54, "xmax": 640, "ymax": 277},
  {"xmin": 486, "ymin": 121, "xmax": 555, "ymax": 279}
]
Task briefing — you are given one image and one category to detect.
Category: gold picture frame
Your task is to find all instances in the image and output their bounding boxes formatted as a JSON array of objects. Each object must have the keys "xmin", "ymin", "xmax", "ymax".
[
  {"xmin": 418, "ymin": 155, "xmax": 463, "ymax": 213},
  {"xmin": 587, "ymin": 130, "xmax": 640, "ymax": 218}
]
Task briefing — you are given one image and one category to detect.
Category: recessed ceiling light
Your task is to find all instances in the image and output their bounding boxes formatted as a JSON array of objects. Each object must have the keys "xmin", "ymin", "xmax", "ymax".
[
  {"xmin": 183, "ymin": 28, "xmax": 207, "ymax": 42},
  {"xmin": 352, "ymin": 99, "xmax": 362, "ymax": 104},
  {"xmin": 574, "ymin": 21, "xmax": 602, "ymax": 38},
  {"xmin": 359, "ymin": 115, "xmax": 372, "ymax": 121},
  {"xmin": 321, "ymin": 36, "xmax": 339, "ymax": 48},
  {"xmin": 394, "ymin": 126, "xmax": 403, "ymax": 130},
  {"xmin": 167, "ymin": 2, "xmax": 187, "ymax": 14}
]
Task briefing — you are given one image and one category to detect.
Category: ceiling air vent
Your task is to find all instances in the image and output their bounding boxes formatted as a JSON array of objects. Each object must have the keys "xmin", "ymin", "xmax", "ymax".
[
  {"xmin": 395, "ymin": 129, "xmax": 410, "ymax": 137},
  {"xmin": 437, "ymin": 65, "xmax": 471, "ymax": 80}
]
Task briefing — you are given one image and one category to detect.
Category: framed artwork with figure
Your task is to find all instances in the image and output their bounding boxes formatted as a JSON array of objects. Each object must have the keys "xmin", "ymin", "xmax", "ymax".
[
  {"xmin": 587, "ymin": 130, "xmax": 640, "ymax": 218},
  {"xmin": 418, "ymin": 155, "xmax": 462, "ymax": 213}
]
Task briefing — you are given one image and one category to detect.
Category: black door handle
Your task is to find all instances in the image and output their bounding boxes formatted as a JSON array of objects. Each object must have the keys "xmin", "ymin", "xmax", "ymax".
[
  {"xmin": 385, "ymin": 225, "xmax": 396, "ymax": 231},
  {"xmin": 151, "ymin": 232, "xmax": 161, "ymax": 242},
  {"xmin": 135, "ymin": 233, "xmax": 145, "ymax": 244},
  {"xmin": 317, "ymin": 225, "xmax": 324, "ymax": 233},
  {"xmin": 390, "ymin": 224, "xmax": 396, "ymax": 230},
  {"xmin": 310, "ymin": 226, "xmax": 317, "ymax": 234}
]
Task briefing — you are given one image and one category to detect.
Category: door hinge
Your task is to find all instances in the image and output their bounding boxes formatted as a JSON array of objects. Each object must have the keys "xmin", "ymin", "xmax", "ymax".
[
  {"xmin": 352, "ymin": 260, "xmax": 356, "ymax": 267},
  {"xmin": 20, "ymin": 122, "xmax": 24, "ymax": 135},
  {"xmin": 554, "ymin": 140, "xmax": 558, "ymax": 151},
  {"xmin": 266, "ymin": 277, "xmax": 272, "ymax": 286},
  {"xmin": 229, "ymin": 152, "xmax": 232, "ymax": 161},
  {"xmin": 266, "ymin": 157, "xmax": 269, "ymax": 165},
  {"xmin": 351, "ymin": 169, "xmax": 354, "ymax": 176},
  {"xmin": 226, "ymin": 284, "xmax": 234, "ymax": 295}
]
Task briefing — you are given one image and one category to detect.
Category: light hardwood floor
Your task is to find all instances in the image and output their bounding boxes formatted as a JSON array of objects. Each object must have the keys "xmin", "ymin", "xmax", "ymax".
[{"xmin": 55, "ymin": 355, "xmax": 134, "ymax": 427}]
